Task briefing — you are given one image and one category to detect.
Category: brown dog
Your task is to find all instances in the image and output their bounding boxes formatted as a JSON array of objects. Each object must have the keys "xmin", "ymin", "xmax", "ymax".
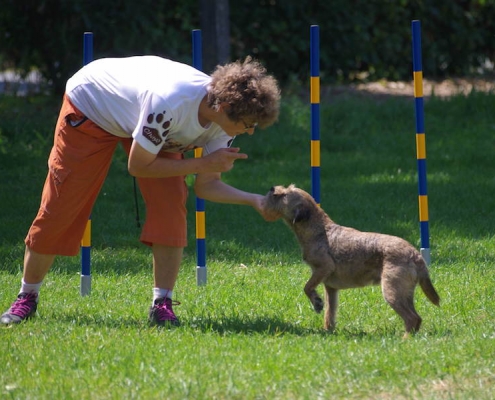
[{"xmin": 263, "ymin": 184, "xmax": 440, "ymax": 335}]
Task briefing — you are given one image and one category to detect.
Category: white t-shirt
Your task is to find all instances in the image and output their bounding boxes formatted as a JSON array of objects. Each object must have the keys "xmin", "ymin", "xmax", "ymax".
[{"xmin": 66, "ymin": 56, "xmax": 233, "ymax": 155}]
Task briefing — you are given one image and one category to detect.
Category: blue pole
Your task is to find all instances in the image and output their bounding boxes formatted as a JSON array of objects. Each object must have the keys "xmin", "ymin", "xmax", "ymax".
[
  {"xmin": 412, "ymin": 20, "xmax": 431, "ymax": 266},
  {"xmin": 310, "ymin": 25, "xmax": 321, "ymax": 205},
  {"xmin": 192, "ymin": 29, "xmax": 207, "ymax": 286},
  {"xmin": 80, "ymin": 32, "xmax": 93, "ymax": 296},
  {"xmin": 83, "ymin": 32, "xmax": 93, "ymax": 66}
]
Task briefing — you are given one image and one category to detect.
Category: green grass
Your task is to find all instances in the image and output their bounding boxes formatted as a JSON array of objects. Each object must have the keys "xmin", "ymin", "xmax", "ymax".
[{"xmin": 1, "ymin": 90, "xmax": 495, "ymax": 399}]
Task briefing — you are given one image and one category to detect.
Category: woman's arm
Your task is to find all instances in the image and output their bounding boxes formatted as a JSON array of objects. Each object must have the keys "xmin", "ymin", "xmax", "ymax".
[
  {"xmin": 128, "ymin": 141, "xmax": 247, "ymax": 178},
  {"xmin": 194, "ymin": 172, "xmax": 278, "ymax": 221}
]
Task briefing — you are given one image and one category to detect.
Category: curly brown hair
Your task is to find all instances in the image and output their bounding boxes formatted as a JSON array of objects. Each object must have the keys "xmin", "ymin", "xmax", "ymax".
[{"xmin": 207, "ymin": 56, "xmax": 281, "ymax": 129}]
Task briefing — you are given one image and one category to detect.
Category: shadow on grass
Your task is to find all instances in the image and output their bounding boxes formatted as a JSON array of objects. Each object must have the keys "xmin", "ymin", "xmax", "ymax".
[
  {"xmin": 50, "ymin": 313, "xmax": 147, "ymax": 330},
  {"xmin": 52, "ymin": 312, "xmax": 326, "ymax": 336},
  {"xmin": 187, "ymin": 315, "xmax": 326, "ymax": 336},
  {"xmin": 31, "ymin": 310, "xmax": 448, "ymax": 339},
  {"xmin": 185, "ymin": 316, "xmax": 441, "ymax": 339}
]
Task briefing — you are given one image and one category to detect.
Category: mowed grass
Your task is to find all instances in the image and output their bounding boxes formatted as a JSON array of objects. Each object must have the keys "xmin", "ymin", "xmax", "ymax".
[{"xmin": 1, "ymin": 90, "xmax": 494, "ymax": 399}]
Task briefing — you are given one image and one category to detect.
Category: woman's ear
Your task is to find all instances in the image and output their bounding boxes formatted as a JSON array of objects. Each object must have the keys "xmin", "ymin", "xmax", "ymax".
[{"xmin": 217, "ymin": 102, "xmax": 231, "ymax": 113}]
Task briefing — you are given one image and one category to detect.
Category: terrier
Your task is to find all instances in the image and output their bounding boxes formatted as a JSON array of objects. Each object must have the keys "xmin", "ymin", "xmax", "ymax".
[{"xmin": 263, "ymin": 184, "xmax": 440, "ymax": 335}]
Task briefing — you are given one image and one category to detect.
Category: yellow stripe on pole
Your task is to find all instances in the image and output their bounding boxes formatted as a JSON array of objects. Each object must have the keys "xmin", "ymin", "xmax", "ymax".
[
  {"xmin": 413, "ymin": 71, "xmax": 423, "ymax": 98},
  {"xmin": 418, "ymin": 195, "xmax": 429, "ymax": 221},
  {"xmin": 196, "ymin": 211, "xmax": 206, "ymax": 239},
  {"xmin": 311, "ymin": 140, "xmax": 320, "ymax": 167},
  {"xmin": 310, "ymin": 77, "xmax": 320, "ymax": 104},
  {"xmin": 81, "ymin": 220, "xmax": 91, "ymax": 247},
  {"xmin": 416, "ymin": 133, "xmax": 426, "ymax": 159}
]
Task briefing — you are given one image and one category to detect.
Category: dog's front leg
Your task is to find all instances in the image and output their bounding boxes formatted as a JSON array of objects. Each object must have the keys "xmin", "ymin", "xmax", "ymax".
[{"xmin": 303, "ymin": 268, "xmax": 327, "ymax": 313}]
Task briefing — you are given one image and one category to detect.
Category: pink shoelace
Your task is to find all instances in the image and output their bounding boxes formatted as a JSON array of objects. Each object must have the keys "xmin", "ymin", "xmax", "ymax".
[
  {"xmin": 155, "ymin": 298, "xmax": 180, "ymax": 321},
  {"xmin": 10, "ymin": 293, "xmax": 37, "ymax": 317}
]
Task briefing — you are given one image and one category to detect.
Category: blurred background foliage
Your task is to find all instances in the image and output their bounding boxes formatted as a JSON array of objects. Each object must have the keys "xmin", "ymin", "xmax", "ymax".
[{"xmin": 1, "ymin": 0, "xmax": 494, "ymax": 95}]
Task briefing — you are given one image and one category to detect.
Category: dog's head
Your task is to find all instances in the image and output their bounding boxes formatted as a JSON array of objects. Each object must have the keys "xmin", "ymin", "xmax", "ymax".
[{"xmin": 263, "ymin": 184, "xmax": 317, "ymax": 225}]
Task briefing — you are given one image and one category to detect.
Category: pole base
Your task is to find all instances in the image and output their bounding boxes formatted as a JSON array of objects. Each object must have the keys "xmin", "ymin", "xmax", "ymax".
[
  {"xmin": 80, "ymin": 274, "xmax": 91, "ymax": 296},
  {"xmin": 196, "ymin": 266, "xmax": 207, "ymax": 286},
  {"xmin": 420, "ymin": 248, "xmax": 431, "ymax": 266}
]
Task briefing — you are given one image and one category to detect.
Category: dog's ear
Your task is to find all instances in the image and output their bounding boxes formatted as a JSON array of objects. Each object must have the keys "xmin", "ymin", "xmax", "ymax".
[
  {"xmin": 270, "ymin": 185, "xmax": 286, "ymax": 198},
  {"xmin": 292, "ymin": 202, "xmax": 311, "ymax": 224}
]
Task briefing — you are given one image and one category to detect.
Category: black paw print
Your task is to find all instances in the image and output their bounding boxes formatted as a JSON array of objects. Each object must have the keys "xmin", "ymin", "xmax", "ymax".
[
  {"xmin": 142, "ymin": 111, "xmax": 173, "ymax": 147},
  {"xmin": 146, "ymin": 111, "xmax": 172, "ymax": 137}
]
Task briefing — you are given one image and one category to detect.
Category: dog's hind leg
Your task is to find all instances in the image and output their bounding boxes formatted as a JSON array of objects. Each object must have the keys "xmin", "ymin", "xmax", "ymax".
[
  {"xmin": 323, "ymin": 285, "xmax": 338, "ymax": 331},
  {"xmin": 395, "ymin": 299, "xmax": 421, "ymax": 334},
  {"xmin": 381, "ymin": 269, "xmax": 422, "ymax": 334}
]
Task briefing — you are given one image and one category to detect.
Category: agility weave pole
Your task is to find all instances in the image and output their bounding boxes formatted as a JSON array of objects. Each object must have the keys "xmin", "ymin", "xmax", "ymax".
[
  {"xmin": 80, "ymin": 32, "xmax": 93, "ymax": 296},
  {"xmin": 310, "ymin": 25, "xmax": 321, "ymax": 205},
  {"xmin": 192, "ymin": 29, "xmax": 207, "ymax": 286},
  {"xmin": 411, "ymin": 20, "xmax": 431, "ymax": 266}
]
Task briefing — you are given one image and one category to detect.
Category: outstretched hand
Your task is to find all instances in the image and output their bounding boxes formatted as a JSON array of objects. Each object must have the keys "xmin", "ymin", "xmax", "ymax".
[
  {"xmin": 202, "ymin": 147, "xmax": 248, "ymax": 173},
  {"xmin": 252, "ymin": 194, "xmax": 281, "ymax": 222}
]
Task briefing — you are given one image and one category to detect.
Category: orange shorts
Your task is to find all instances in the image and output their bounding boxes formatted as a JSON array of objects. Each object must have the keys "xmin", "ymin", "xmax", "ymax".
[{"xmin": 25, "ymin": 95, "xmax": 188, "ymax": 256}]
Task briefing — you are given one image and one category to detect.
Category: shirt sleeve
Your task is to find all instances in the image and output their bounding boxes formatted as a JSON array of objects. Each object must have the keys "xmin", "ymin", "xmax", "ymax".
[{"xmin": 132, "ymin": 93, "xmax": 175, "ymax": 155}]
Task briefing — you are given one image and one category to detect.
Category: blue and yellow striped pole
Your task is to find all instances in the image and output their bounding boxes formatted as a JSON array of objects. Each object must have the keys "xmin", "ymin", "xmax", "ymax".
[
  {"xmin": 80, "ymin": 32, "xmax": 93, "ymax": 296},
  {"xmin": 192, "ymin": 29, "xmax": 207, "ymax": 285},
  {"xmin": 412, "ymin": 20, "xmax": 430, "ymax": 266},
  {"xmin": 310, "ymin": 25, "xmax": 321, "ymax": 205}
]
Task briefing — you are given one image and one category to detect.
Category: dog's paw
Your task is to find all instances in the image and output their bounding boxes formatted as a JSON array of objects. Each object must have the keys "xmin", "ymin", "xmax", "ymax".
[{"xmin": 313, "ymin": 296, "xmax": 324, "ymax": 313}]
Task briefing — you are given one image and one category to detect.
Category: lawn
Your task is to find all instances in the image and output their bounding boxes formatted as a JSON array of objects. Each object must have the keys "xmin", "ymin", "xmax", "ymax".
[{"xmin": 0, "ymin": 89, "xmax": 494, "ymax": 399}]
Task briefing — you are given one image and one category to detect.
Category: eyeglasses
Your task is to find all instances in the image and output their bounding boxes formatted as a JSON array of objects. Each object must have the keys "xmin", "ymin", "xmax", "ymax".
[{"xmin": 241, "ymin": 120, "xmax": 258, "ymax": 130}]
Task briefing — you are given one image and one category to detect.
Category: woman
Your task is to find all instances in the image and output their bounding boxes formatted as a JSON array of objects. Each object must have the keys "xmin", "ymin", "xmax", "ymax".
[{"xmin": 1, "ymin": 55, "xmax": 281, "ymax": 327}]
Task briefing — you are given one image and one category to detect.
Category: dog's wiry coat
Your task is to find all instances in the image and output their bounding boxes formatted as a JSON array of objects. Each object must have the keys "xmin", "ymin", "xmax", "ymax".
[{"xmin": 264, "ymin": 184, "xmax": 440, "ymax": 335}]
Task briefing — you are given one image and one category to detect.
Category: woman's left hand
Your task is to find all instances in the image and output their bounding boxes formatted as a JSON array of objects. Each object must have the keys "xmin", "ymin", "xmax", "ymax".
[{"xmin": 252, "ymin": 194, "xmax": 280, "ymax": 222}]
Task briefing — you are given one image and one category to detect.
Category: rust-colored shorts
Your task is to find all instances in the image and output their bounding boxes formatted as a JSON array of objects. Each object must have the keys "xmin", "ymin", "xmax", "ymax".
[{"xmin": 25, "ymin": 95, "xmax": 188, "ymax": 256}]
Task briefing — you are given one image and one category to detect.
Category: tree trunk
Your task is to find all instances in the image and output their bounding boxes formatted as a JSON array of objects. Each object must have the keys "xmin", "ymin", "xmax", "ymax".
[{"xmin": 199, "ymin": 0, "xmax": 231, "ymax": 74}]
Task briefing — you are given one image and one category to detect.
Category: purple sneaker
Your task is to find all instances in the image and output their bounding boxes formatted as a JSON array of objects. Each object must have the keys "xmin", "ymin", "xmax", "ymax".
[
  {"xmin": 149, "ymin": 297, "xmax": 180, "ymax": 327},
  {"xmin": 1, "ymin": 292, "xmax": 38, "ymax": 326}
]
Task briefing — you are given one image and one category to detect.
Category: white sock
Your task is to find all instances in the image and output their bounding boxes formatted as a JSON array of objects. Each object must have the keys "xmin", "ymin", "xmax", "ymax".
[
  {"xmin": 20, "ymin": 279, "xmax": 42, "ymax": 302},
  {"xmin": 153, "ymin": 287, "xmax": 173, "ymax": 304}
]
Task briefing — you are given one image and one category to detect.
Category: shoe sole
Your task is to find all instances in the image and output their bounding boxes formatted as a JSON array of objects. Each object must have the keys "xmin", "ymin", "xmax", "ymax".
[
  {"xmin": 0, "ymin": 313, "xmax": 37, "ymax": 326},
  {"xmin": 149, "ymin": 318, "xmax": 181, "ymax": 327}
]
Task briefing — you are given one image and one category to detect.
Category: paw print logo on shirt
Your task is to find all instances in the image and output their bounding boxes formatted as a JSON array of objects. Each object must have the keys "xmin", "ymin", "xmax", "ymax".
[{"xmin": 142, "ymin": 111, "xmax": 173, "ymax": 146}]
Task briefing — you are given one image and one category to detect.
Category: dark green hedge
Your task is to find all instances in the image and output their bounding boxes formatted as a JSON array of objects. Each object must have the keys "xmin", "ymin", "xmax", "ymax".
[
  {"xmin": 230, "ymin": 0, "xmax": 495, "ymax": 85},
  {"xmin": 1, "ymin": 0, "xmax": 494, "ymax": 94}
]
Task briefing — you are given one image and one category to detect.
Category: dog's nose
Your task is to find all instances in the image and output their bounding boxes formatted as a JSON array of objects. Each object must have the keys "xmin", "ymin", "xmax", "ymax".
[{"xmin": 270, "ymin": 186, "xmax": 275, "ymax": 192}]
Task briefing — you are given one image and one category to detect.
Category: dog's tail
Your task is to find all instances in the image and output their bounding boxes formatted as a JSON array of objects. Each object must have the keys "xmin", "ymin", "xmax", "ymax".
[{"xmin": 416, "ymin": 255, "xmax": 440, "ymax": 306}]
